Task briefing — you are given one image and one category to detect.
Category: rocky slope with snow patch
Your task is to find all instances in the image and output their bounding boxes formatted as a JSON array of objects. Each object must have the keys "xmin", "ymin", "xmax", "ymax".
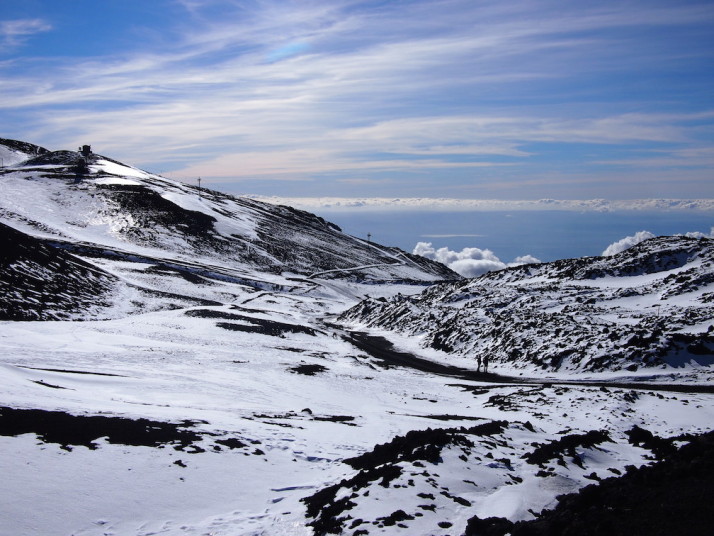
[
  {"xmin": 340, "ymin": 236, "xmax": 714, "ymax": 374},
  {"xmin": 0, "ymin": 221, "xmax": 120, "ymax": 320},
  {"xmin": 0, "ymin": 139, "xmax": 456, "ymax": 289},
  {"xmin": 0, "ymin": 137, "xmax": 49, "ymax": 166},
  {"xmin": 0, "ymin": 221, "xmax": 222, "ymax": 321},
  {"xmin": 0, "ymin": 138, "xmax": 456, "ymax": 320}
]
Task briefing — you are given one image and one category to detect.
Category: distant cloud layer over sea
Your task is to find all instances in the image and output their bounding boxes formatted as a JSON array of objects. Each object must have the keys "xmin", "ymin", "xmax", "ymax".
[
  {"xmin": 249, "ymin": 197, "xmax": 714, "ymax": 213},
  {"xmin": 248, "ymin": 197, "xmax": 714, "ymax": 276}
]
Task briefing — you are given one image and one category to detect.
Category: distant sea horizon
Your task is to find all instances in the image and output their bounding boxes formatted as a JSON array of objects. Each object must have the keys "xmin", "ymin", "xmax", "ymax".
[{"xmin": 304, "ymin": 209, "xmax": 713, "ymax": 263}]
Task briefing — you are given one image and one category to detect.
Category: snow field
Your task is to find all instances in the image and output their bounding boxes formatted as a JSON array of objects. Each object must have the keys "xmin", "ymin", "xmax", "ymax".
[{"xmin": 1, "ymin": 145, "xmax": 712, "ymax": 535}]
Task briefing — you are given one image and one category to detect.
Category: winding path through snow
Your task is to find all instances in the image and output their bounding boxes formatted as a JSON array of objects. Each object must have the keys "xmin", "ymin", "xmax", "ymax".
[{"xmin": 342, "ymin": 329, "xmax": 714, "ymax": 395}]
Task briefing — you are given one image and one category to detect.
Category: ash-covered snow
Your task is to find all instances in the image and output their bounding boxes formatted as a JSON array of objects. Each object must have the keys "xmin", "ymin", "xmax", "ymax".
[{"xmin": 0, "ymin": 138, "xmax": 712, "ymax": 536}]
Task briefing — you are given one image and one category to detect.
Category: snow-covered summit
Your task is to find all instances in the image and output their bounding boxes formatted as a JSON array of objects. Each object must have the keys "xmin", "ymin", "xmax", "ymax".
[{"xmin": 0, "ymin": 138, "xmax": 457, "ymax": 319}]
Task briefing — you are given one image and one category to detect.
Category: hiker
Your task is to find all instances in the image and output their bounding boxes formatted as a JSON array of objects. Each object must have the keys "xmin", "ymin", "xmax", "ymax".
[
  {"xmin": 476, "ymin": 355, "xmax": 482, "ymax": 372},
  {"xmin": 483, "ymin": 355, "xmax": 489, "ymax": 373}
]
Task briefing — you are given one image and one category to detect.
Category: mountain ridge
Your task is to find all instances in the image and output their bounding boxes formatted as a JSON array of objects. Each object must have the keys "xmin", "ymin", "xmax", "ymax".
[
  {"xmin": 339, "ymin": 235, "xmax": 714, "ymax": 374},
  {"xmin": 0, "ymin": 138, "xmax": 458, "ymax": 321},
  {"xmin": 0, "ymin": 138, "xmax": 456, "ymax": 280}
]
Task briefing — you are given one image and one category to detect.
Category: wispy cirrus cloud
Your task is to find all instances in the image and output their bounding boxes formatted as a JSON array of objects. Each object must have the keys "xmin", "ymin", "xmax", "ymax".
[
  {"xmin": 1, "ymin": 1, "xmax": 713, "ymax": 198},
  {"xmin": 0, "ymin": 19, "xmax": 51, "ymax": 49}
]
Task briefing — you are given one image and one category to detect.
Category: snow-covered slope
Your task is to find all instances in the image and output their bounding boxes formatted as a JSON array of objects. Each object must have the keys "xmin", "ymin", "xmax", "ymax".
[
  {"xmin": 0, "ymin": 221, "xmax": 222, "ymax": 321},
  {"xmin": 0, "ymin": 138, "xmax": 712, "ymax": 536},
  {"xmin": 0, "ymin": 137, "xmax": 49, "ymax": 167},
  {"xmin": 340, "ymin": 236, "xmax": 714, "ymax": 375},
  {"xmin": 0, "ymin": 142, "xmax": 456, "ymax": 294}
]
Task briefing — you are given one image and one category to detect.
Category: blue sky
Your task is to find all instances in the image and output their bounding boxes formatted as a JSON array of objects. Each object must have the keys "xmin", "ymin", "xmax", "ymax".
[{"xmin": 1, "ymin": 0, "xmax": 713, "ymax": 200}]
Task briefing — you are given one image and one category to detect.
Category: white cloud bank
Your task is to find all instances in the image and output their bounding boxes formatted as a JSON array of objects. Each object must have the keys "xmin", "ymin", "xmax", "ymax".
[
  {"xmin": 602, "ymin": 227, "xmax": 714, "ymax": 256},
  {"xmin": 413, "ymin": 242, "xmax": 541, "ymax": 278},
  {"xmin": 416, "ymin": 226, "xmax": 714, "ymax": 276},
  {"xmin": 249, "ymin": 197, "xmax": 714, "ymax": 213},
  {"xmin": 601, "ymin": 231, "xmax": 655, "ymax": 256}
]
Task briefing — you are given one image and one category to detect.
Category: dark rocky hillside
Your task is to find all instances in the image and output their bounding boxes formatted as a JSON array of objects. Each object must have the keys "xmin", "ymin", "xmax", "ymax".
[
  {"xmin": 0, "ymin": 137, "xmax": 48, "ymax": 157},
  {"xmin": 466, "ymin": 429, "xmax": 714, "ymax": 536},
  {"xmin": 0, "ymin": 222, "xmax": 216, "ymax": 320},
  {"xmin": 340, "ymin": 236, "xmax": 714, "ymax": 372},
  {"xmin": 0, "ymin": 222, "xmax": 120, "ymax": 320}
]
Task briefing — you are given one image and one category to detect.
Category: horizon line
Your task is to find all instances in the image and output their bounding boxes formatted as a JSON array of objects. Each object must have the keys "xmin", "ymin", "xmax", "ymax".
[{"xmin": 243, "ymin": 196, "xmax": 714, "ymax": 212}]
